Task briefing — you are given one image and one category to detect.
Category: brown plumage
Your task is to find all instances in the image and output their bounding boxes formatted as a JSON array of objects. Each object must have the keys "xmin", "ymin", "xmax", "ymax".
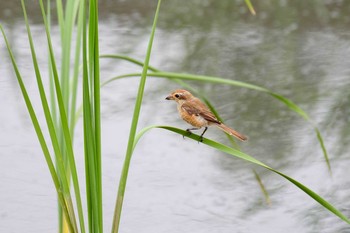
[{"xmin": 165, "ymin": 89, "xmax": 247, "ymax": 142}]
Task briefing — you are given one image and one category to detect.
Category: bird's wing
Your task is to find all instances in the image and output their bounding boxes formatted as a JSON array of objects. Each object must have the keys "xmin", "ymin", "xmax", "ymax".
[{"xmin": 181, "ymin": 101, "xmax": 220, "ymax": 124}]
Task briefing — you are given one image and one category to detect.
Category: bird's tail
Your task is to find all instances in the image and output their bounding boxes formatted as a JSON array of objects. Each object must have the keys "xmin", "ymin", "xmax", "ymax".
[{"xmin": 216, "ymin": 123, "xmax": 248, "ymax": 141}]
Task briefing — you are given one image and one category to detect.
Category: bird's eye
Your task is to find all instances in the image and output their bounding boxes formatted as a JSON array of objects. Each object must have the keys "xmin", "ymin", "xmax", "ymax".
[{"xmin": 174, "ymin": 94, "xmax": 180, "ymax": 98}]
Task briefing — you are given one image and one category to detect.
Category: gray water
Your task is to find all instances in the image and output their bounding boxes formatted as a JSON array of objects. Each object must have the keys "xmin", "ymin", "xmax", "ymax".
[{"xmin": 1, "ymin": 1, "xmax": 350, "ymax": 232}]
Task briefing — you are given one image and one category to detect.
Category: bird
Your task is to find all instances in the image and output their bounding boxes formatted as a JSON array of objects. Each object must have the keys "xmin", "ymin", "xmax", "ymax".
[{"xmin": 165, "ymin": 89, "xmax": 247, "ymax": 142}]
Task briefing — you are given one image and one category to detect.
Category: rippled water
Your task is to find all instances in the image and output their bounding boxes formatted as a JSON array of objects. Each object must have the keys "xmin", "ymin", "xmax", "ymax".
[{"xmin": 1, "ymin": 1, "xmax": 350, "ymax": 232}]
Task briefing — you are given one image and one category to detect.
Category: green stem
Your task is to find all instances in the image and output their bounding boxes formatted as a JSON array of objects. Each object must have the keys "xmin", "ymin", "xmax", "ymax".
[{"xmin": 111, "ymin": 1, "xmax": 162, "ymax": 232}]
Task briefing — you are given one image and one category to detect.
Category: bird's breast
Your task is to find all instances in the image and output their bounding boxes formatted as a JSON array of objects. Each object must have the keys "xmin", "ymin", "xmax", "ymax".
[{"xmin": 177, "ymin": 104, "xmax": 208, "ymax": 128}]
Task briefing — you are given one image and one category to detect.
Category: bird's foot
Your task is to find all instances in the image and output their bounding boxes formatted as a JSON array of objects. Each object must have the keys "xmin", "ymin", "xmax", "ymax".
[
  {"xmin": 199, "ymin": 136, "xmax": 204, "ymax": 142},
  {"xmin": 183, "ymin": 129, "xmax": 192, "ymax": 139},
  {"xmin": 198, "ymin": 127, "xmax": 207, "ymax": 143}
]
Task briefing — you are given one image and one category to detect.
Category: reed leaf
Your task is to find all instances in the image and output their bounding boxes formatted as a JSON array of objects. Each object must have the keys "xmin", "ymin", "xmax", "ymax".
[
  {"xmin": 100, "ymin": 54, "xmax": 160, "ymax": 72},
  {"xmin": 81, "ymin": 0, "xmax": 103, "ymax": 231},
  {"xmin": 111, "ymin": 1, "xmax": 162, "ymax": 232},
  {"xmin": 135, "ymin": 125, "xmax": 350, "ymax": 225},
  {"xmin": 244, "ymin": 0, "xmax": 256, "ymax": 15},
  {"xmin": 253, "ymin": 169, "xmax": 271, "ymax": 205}
]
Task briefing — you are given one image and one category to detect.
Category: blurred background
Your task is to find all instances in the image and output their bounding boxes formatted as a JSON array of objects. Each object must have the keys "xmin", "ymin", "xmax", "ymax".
[{"xmin": 0, "ymin": 0, "xmax": 350, "ymax": 232}]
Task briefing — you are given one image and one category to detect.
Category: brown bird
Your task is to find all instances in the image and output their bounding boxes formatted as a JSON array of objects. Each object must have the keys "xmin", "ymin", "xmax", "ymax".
[{"xmin": 165, "ymin": 89, "xmax": 247, "ymax": 142}]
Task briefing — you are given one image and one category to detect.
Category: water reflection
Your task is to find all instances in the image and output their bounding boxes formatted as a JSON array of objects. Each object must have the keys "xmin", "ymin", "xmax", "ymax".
[{"xmin": 0, "ymin": 1, "xmax": 349, "ymax": 232}]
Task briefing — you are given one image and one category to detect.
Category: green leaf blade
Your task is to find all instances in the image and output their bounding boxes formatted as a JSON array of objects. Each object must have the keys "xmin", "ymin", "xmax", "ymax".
[
  {"xmin": 136, "ymin": 125, "xmax": 350, "ymax": 225},
  {"xmin": 111, "ymin": 1, "xmax": 163, "ymax": 232}
]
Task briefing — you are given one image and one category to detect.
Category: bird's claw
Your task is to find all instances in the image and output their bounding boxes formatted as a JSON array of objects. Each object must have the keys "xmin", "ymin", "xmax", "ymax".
[
  {"xmin": 184, "ymin": 128, "xmax": 204, "ymax": 143},
  {"xmin": 183, "ymin": 129, "xmax": 192, "ymax": 139}
]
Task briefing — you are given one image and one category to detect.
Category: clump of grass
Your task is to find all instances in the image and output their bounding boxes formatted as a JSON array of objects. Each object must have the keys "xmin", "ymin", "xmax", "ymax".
[{"xmin": 1, "ymin": 0, "xmax": 95, "ymax": 231}]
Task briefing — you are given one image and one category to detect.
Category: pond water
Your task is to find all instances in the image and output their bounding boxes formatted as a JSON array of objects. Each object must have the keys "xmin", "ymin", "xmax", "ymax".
[{"xmin": 1, "ymin": 1, "xmax": 350, "ymax": 232}]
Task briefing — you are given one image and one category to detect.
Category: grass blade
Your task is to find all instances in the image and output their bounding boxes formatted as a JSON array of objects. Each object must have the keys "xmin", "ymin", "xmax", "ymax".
[
  {"xmin": 244, "ymin": 0, "xmax": 256, "ymax": 15},
  {"xmin": 69, "ymin": 0, "xmax": 84, "ymax": 132},
  {"xmin": 84, "ymin": 0, "xmax": 103, "ymax": 231},
  {"xmin": 100, "ymin": 54, "xmax": 160, "ymax": 72},
  {"xmin": 111, "ymin": 1, "xmax": 162, "ymax": 232},
  {"xmin": 253, "ymin": 170, "xmax": 271, "ymax": 205},
  {"xmin": 315, "ymin": 127, "xmax": 331, "ymax": 173},
  {"xmin": 82, "ymin": 1, "xmax": 93, "ymax": 231},
  {"xmin": 91, "ymin": 0, "xmax": 102, "ymax": 229},
  {"xmin": 81, "ymin": 0, "xmax": 103, "ymax": 231},
  {"xmin": 135, "ymin": 125, "xmax": 350, "ymax": 225}
]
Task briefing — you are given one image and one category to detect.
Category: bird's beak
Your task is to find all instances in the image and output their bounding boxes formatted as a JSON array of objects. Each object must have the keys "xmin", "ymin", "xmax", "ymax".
[{"xmin": 165, "ymin": 95, "xmax": 174, "ymax": 100}]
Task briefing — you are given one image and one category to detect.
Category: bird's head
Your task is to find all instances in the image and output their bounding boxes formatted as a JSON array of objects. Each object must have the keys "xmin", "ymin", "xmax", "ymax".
[{"xmin": 165, "ymin": 89, "xmax": 193, "ymax": 103}]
